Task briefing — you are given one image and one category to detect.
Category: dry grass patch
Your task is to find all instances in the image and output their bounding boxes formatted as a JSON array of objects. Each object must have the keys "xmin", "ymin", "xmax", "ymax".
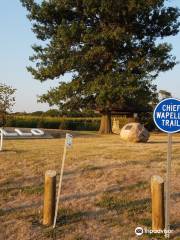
[{"xmin": 0, "ymin": 132, "xmax": 180, "ymax": 239}]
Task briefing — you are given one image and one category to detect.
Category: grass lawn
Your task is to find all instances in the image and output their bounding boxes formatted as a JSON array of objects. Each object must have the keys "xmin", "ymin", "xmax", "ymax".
[{"xmin": 0, "ymin": 132, "xmax": 180, "ymax": 240}]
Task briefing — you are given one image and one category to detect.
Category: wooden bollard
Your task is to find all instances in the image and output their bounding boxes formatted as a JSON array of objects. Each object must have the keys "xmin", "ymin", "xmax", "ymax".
[
  {"xmin": 151, "ymin": 175, "xmax": 165, "ymax": 230},
  {"xmin": 43, "ymin": 170, "xmax": 57, "ymax": 226}
]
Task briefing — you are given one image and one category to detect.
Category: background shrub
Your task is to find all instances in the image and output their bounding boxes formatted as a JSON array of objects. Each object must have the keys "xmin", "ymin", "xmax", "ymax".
[
  {"xmin": 5, "ymin": 115, "xmax": 101, "ymax": 131},
  {"xmin": 5, "ymin": 114, "xmax": 155, "ymax": 131}
]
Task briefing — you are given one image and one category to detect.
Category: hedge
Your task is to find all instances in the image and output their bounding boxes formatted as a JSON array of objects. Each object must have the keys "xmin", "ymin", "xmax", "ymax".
[
  {"xmin": 5, "ymin": 116, "xmax": 101, "ymax": 131},
  {"xmin": 5, "ymin": 115, "xmax": 152, "ymax": 131}
]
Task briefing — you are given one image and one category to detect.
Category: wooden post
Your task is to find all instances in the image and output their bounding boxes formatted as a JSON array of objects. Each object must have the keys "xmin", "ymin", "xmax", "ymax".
[
  {"xmin": 151, "ymin": 175, "xmax": 165, "ymax": 230},
  {"xmin": 43, "ymin": 170, "xmax": 57, "ymax": 226}
]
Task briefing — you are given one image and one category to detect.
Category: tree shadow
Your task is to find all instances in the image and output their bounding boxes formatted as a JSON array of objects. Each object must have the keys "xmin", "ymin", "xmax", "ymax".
[
  {"xmin": 0, "ymin": 149, "xmax": 29, "ymax": 154},
  {"xmin": 171, "ymin": 222, "xmax": 180, "ymax": 239},
  {"xmin": 0, "ymin": 201, "xmax": 42, "ymax": 216},
  {"xmin": 45, "ymin": 129, "xmax": 101, "ymax": 139},
  {"xmin": 0, "ymin": 175, "xmax": 43, "ymax": 188},
  {"xmin": 171, "ymin": 192, "xmax": 180, "ymax": 201},
  {"xmin": 56, "ymin": 208, "xmax": 107, "ymax": 226},
  {"xmin": 171, "ymin": 222, "xmax": 180, "ymax": 230},
  {"xmin": 55, "ymin": 197, "xmax": 150, "ymax": 228},
  {"xmin": 61, "ymin": 182, "xmax": 148, "ymax": 202},
  {"xmin": 64, "ymin": 160, "xmax": 142, "ymax": 177},
  {"xmin": 148, "ymin": 141, "xmax": 180, "ymax": 144}
]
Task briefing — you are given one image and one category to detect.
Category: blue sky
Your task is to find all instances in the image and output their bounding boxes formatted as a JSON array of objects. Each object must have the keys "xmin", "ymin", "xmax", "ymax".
[{"xmin": 0, "ymin": 0, "xmax": 180, "ymax": 112}]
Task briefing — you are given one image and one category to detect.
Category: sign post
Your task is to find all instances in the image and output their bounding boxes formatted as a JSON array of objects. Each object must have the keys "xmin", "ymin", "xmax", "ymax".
[
  {"xmin": 53, "ymin": 133, "xmax": 73, "ymax": 229},
  {"xmin": 153, "ymin": 98, "xmax": 180, "ymax": 238},
  {"xmin": 165, "ymin": 133, "xmax": 172, "ymax": 233}
]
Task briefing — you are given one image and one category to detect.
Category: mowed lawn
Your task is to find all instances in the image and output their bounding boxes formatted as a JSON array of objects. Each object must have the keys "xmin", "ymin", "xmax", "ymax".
[{"xmin": 0, "ymin": 132, "xmax": 180, "ymax": 240}]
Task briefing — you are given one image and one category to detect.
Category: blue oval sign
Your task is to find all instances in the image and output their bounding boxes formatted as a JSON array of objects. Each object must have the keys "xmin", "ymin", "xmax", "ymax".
[{"xmin": 153, "ymin": 98, "xmax": 180, "ymax": 133}]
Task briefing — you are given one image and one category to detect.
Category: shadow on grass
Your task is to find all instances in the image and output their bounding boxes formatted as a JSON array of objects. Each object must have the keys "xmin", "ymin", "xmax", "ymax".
[
  {"xmin": 61, "ymin": 181, "xmax": 148, "ymax": 202},
  {"xmin": 96, "ymin": 195, "xmax": 151, "ymax": 215},
  {"xmin": 0, "ymin": 201, "xmax": 42, "ymax": 217},
  {"xmin": 64, "ymin": 160, "xmax": 142, "ymax": 177},
  {"xmin": 0, "ymin": 147, "xmax": 30, "ymax": 153},
  {"xmin": 51, "ymin": 197, "xmax": 150, "ymax": 228},
  {"xmin": 0, "ymin": 161, "xmax": 142, "ymax": 189},
  {"xmin": 45, "ymin": 129, "xmax": 101, "ymax": 139},
  {"xmin": 0, "ymin": 183, "xmax": 44, "ymax": 196},
  {"xmin": 171, "ymin": 221, "xmax": 180, "ymax": 239},
  {"xmin": 148, "ymin": 141, "xmax": 180, "ymax": 144},
  {"xmin": 40, "ymin": 197, "xmax": 151, "ymax": 238},
  {"xmin": 0, "ymin": 175, "xmax": 43, "ymax": 188},
  {"xmin": 171, "ymin": 222, "xmax": 180, "ymax": 230},
  {"xmin": 56, "ymin": 208, "xmax": 107, "ymax": 226},
  {"xmin": 171, "ymin": 231, "xmax": 180, "ymax": 239}
]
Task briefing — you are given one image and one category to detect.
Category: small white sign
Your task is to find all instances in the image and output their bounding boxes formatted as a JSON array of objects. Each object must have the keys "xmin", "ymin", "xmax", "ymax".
[{"xmin": 66, "ymin": 133, "xmax": 73, "ymax": 148}]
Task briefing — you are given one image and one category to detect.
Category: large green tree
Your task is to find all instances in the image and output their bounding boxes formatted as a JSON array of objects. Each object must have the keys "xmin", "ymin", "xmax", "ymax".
[{"xmin": 21, "ymin": 0, "xmax": 179, "ymax": 133}]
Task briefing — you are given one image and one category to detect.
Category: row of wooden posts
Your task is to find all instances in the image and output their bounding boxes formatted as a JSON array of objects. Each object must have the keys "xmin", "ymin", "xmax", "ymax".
[{"xmin": 43, "ymin": 171, "xmax": 165, "ymax": 230}]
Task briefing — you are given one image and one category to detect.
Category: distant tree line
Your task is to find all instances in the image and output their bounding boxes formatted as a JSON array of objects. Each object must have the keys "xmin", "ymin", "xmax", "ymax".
[
  {"xmin": 13, "ymin": 109, "xmax": 100, "ymax": 118},
  {"xmin": 11, "ymin": 89, "xmax": 172, "ymax": 119}
]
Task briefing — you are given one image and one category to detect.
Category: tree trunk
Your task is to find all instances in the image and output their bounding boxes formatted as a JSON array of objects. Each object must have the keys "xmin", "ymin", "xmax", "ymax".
[
  {"xmin": 0, "ymin": 112, "xmax": 6, "ymax": 127},
  {"xmin": 99, "ymin": 111, "xmax": 112, "ymax": 134},
  {"xmin": 0, "ymin": 112, "xmax": 5, "ymax": 127}
]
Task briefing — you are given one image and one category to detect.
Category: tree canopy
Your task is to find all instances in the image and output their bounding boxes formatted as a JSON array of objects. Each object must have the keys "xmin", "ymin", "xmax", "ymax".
[{"xmin": 21, "ymin": 0, "xmax": 179, "ymax": 132}]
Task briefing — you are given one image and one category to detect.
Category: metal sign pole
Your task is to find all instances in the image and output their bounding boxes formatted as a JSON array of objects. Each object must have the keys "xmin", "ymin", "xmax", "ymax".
[
  {"xmin": 53, "ymin": 137, "xmax": 67, "ymax": 228},
  {"xmin": 165, "ymin": 133, "xmax": 172, "ymax": 237},
  {"xmin": 153, "ymin": 98, "xmax": 180, "ymax": 238},
  {"xmin": 53, "ymin": 134, "xmax": 73, "ymax": 229}
]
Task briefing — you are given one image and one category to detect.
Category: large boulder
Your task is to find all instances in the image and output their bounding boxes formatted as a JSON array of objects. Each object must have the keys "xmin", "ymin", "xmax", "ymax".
[{"xmin": 120, "ymin": 122, "xmax": 150, "ymax": 143}]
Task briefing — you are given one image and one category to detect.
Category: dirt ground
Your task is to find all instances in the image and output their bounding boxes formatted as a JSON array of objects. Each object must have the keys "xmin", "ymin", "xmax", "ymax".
[{"xmin": 0, "ymin": 132, "xmax": 179, "ymax": 240}]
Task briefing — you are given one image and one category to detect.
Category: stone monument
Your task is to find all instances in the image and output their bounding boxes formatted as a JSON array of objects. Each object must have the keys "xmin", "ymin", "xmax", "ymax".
[{"xmin": 120, "ymin": 122, "xmax": 150, "ymax": 143}]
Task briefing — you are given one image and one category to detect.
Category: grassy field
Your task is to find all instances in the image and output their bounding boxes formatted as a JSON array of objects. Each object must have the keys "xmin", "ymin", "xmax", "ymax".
[{"xmin": 0, "ymin": 132, "xmax": 180, "ymax": 240}]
